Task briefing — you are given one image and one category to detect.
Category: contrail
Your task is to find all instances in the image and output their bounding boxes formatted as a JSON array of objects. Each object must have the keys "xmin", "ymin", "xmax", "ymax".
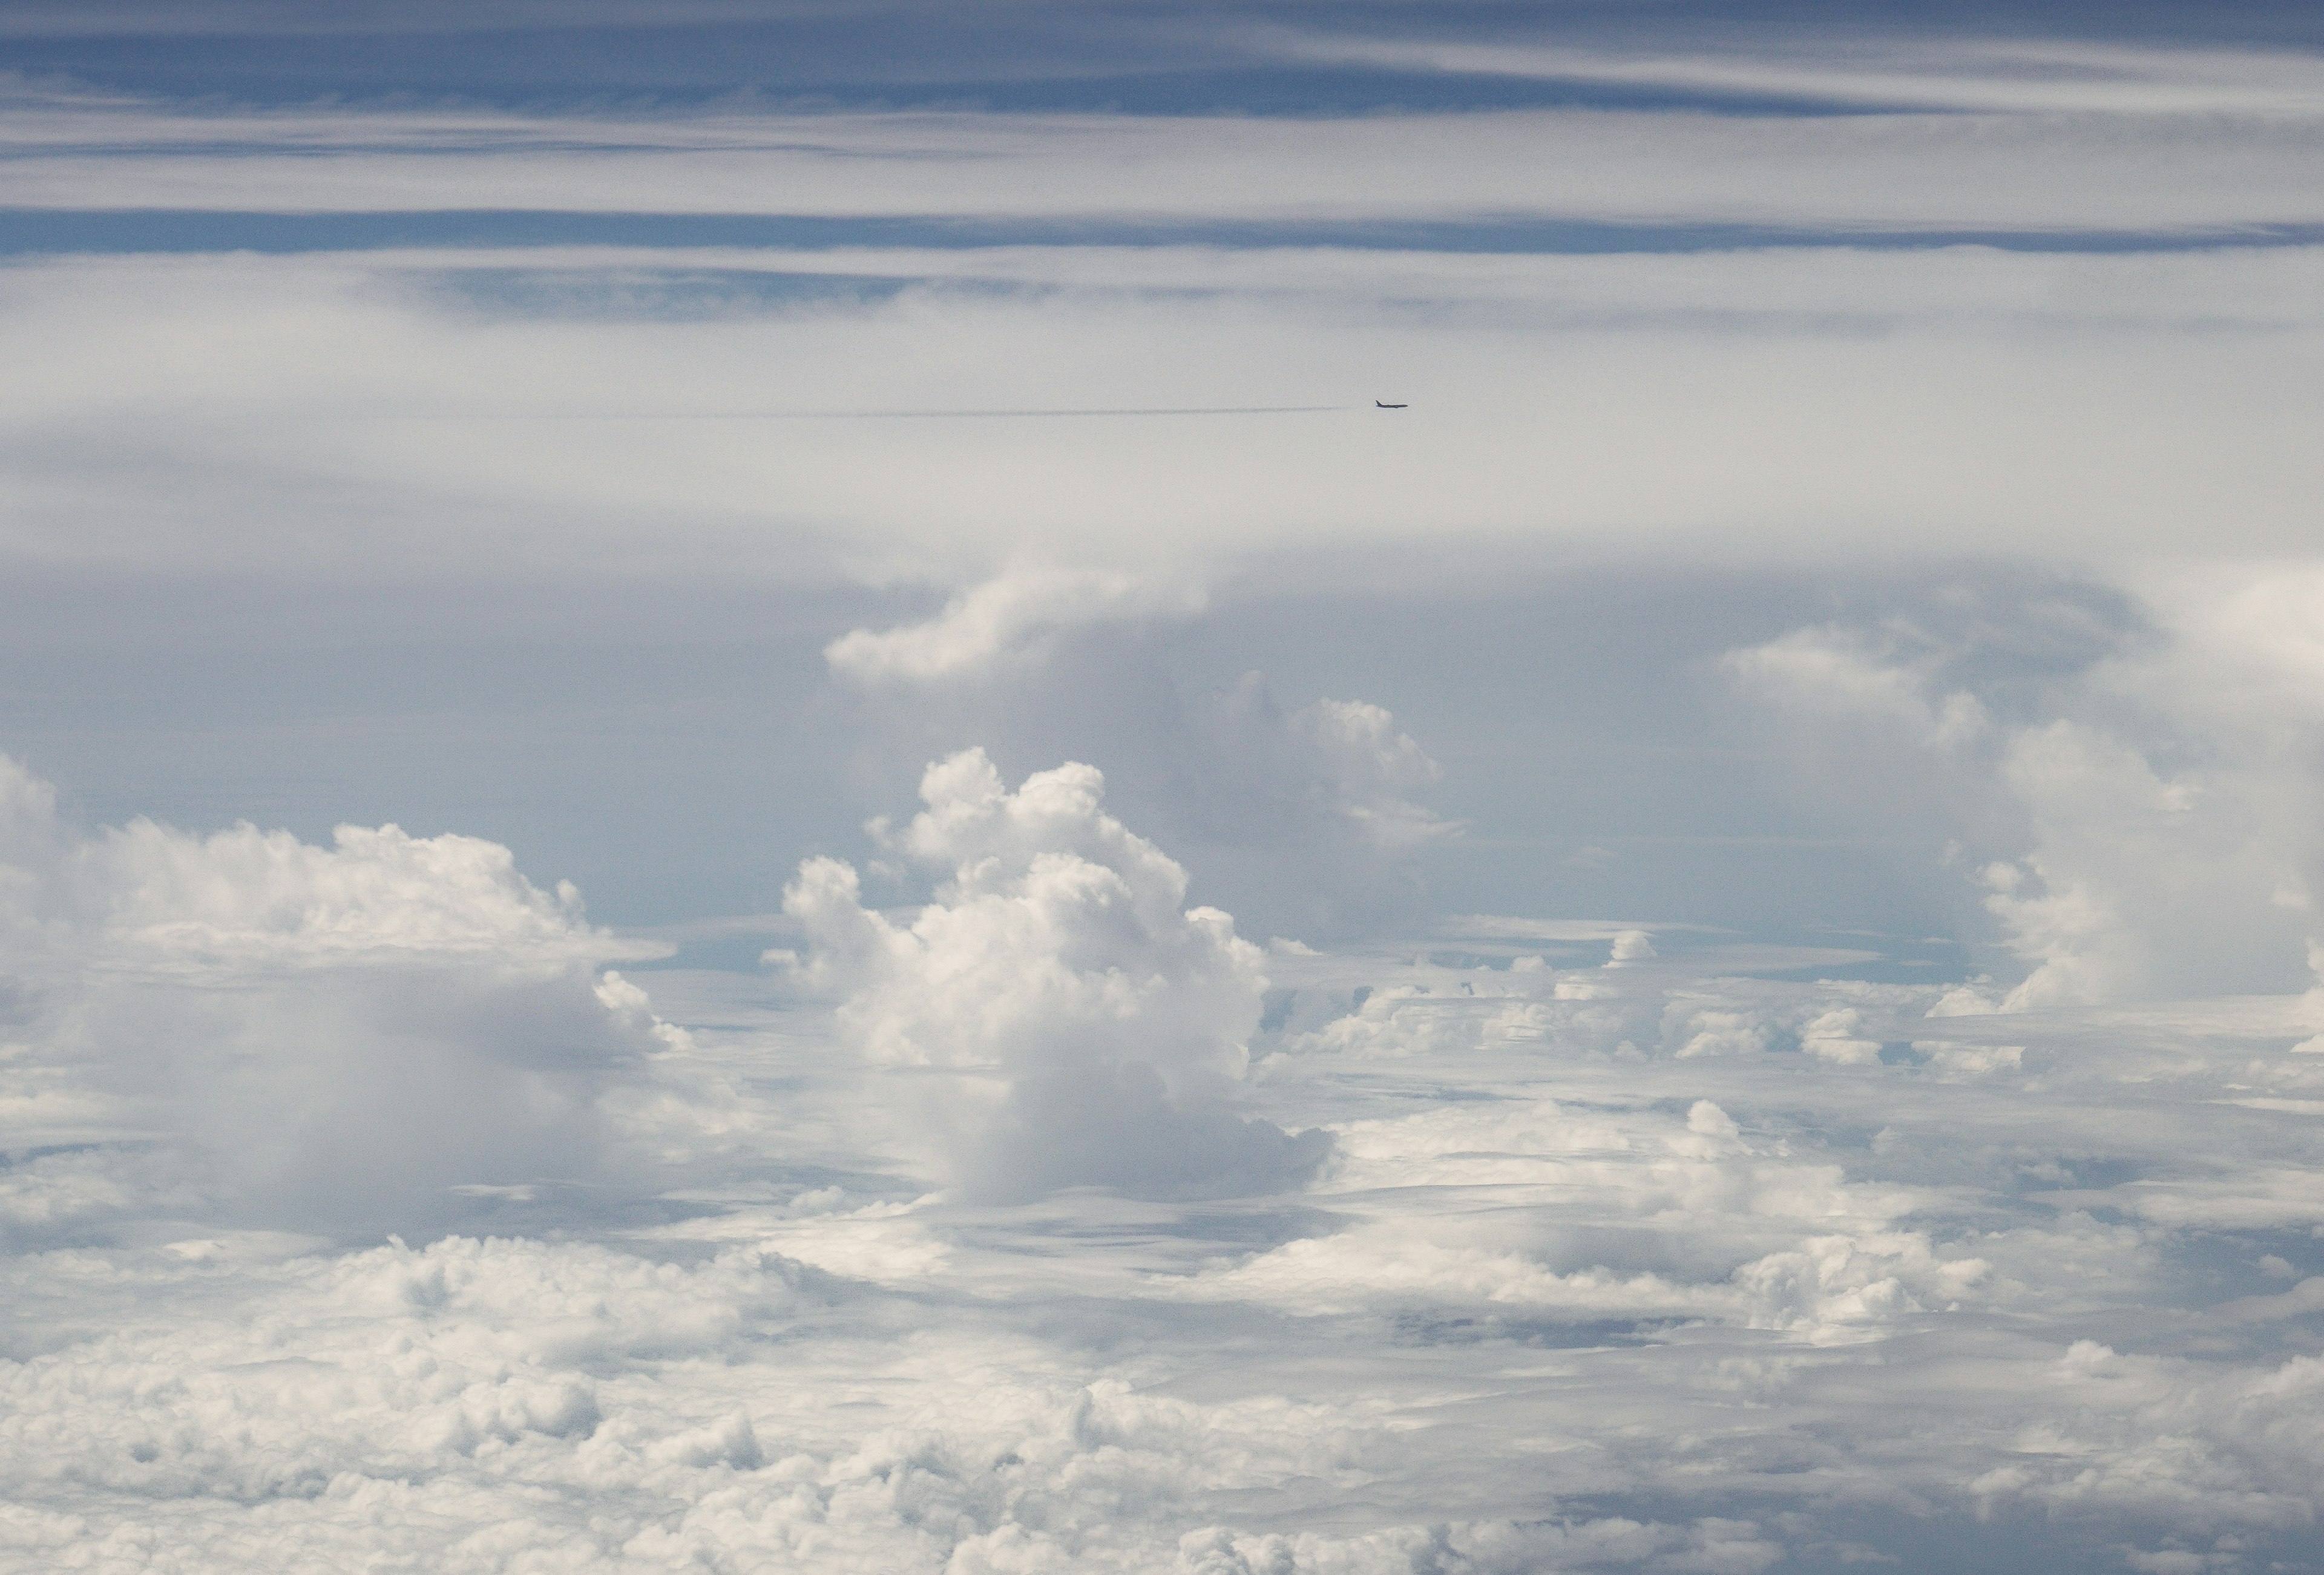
[{"xmin": 431, "ymin": 405, "xmax": 1352, "ymax": 420}]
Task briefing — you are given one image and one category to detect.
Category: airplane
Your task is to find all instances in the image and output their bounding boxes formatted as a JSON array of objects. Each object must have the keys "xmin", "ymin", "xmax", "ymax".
[{"xmin": 1375, "ymin": 400, "xmax": 1407, "ymax": 408}]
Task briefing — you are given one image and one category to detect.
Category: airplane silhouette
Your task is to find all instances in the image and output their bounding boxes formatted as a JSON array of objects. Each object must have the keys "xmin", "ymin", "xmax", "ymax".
[{"xmin": 1376, "ymin": 400, "xmax": 1407, "ymax": 408}]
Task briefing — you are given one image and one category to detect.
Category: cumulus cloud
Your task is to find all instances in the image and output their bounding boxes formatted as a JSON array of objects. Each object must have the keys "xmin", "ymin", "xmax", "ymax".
[
  {"xmin": 1185, "ymin": 674, "xmax": 1457, "ymax": 860},
  {"xmin": 0, "ymin": 753, "xmax": 677, "ymax": 1240},
  {"xmin": 1161, "ymin": 1076, "xmax": 1996, "ymax": 1344},
  {"xmin": 781, "ymin": 747, "xmax": 1327, "ymax": 1200},
  {"xmin": 10, "ymin": 858, "xmax": 2324, "ymax": 1571},
  {"xmin": 1729, "ymin": 574, "xmax": 2324, "ymax": 1007},
  {"xmin": 835, "ymin": 658, "xmax": 1459, "ymax": 937},
  {"xmin": 10, "ymin": 24, "xmax": 2324, "ymax": 1571},
  {"xmin": 825, "ymin": 566, "xmax": 1205, "ymax": 685},
  {"xmin": 1606, "ymin": 928, "xmax": 1656, "ymax": 966},
  {"xmin": 0, "ymin": 1218, "xmax": 1822, "ymax": 1575},
  {"xmin": 1284, "ymin": 696, "xmax": 1454, "ymax": 852}
]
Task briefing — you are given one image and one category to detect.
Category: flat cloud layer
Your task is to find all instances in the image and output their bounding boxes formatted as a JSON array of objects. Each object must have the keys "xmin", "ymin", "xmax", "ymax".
[
  {"xmin": 0, "ymin": 243, "xmax": 2314, "ymax": 591},
  {"xmin": 0, "ymin": 57, "xmax": 2317, "ymax": 601}
]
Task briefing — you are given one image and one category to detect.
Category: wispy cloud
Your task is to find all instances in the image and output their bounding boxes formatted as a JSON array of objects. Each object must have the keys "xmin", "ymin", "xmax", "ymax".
[
  {"xmin": 1258, "ymin": 32, "xmax": 2324, "ymax": 116},
  {"xmin": 2, "ymin": 87, "xmax": 2317, "ymax": 235}
]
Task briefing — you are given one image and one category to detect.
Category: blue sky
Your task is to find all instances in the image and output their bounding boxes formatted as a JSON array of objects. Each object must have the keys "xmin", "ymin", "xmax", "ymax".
[
  {"xmin": 2, "ymin": 7, "xmax": 2323, "ymax": 1573},
  {"xmin": 7, "ymin": 0, "xmax": 2320, "ymax": 110}
]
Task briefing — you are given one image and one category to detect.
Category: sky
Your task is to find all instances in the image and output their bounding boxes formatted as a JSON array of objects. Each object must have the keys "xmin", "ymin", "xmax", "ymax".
[{"xmin": 2, "ymin": 3, "xmax": 2323, "ymax": 1572}]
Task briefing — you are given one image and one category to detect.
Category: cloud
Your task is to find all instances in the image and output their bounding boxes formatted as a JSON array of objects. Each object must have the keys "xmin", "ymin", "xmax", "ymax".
[
  {"xmin": 0, "ymin": 752, "xmax": 678, "ymax": 1240},
  {"xmin": 1728, "ymin": 571, "xmax": 2324, "ymax": 1007},
  {"xmin": 0, "ymin": 1213, "xmax": 1820, "ymax": 1574},
  {"xmin": 1283, "ymin": 696, "xmax": 1454, "ymax": 852},
  {"xmin": 1182, "ymin": 675, "xmax": 1457, "ymax": 862},
  {"xmin": 10, "ymin": 845, "xmax": 2324, "ymax": 1570},
  {"xmin": 85, "ymin": 820, "xmax": 611, "ymax": 967},
  {"xmin": 5, "ymin": 85, "xmax": 2319, "ymax": 234},
  {"xmin": 1259, "ymin": 33, "xmax": 2324, "ymax": 117},
  {"xmin": 1727, "ymin": 624, "xmax": 1991, "ymax": 753},
  {"xmin": 825, "ymin": 566, "xmax": 1204, "ymax": 684},
  {"xmin": 1177, "ymin": 1516, "xmax": 1787, "ymax": 1575},
  {"xmin": 0, "ymin": 244, "xmax": 2315, "ymax": 596},
  {"xmin": 7, "ymin": 30, "xmax": 2324, "ymax": 1571},
  {"xmin": 813, "ymin": 640, "xmax": 1457, "ymax": 938},
  {"xmin": 1606, "ymin": 929, "xmax": 1656, "ymax": 965},
  {"xmin": 781, "ymin": 747, "xmax": 1327, "ymax": 1200}
]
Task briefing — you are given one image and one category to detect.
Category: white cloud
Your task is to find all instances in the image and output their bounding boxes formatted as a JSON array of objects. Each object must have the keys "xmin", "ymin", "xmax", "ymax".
[
  {"xmin": 1177, "ymin": 1515, "xmax": 1786, "ymax": 1574},
  {"xmin": 0, "ymin": 244, "xmax": 2314, "ymax": 595},
  {"xmin": 781, "ymin": 747, "xmax": 1327, "ymax": 1199},
  {"xmin": 8, "ymin": 38, "xmax": 2324, "ymax": 1571},
  {"xmin": 0, "ymin": 752, "xmax": 678, "ymax": 1239},
  {"xmin": 0, "ymin": 1216, "xmax": 1820, "ymax": 1574},
  {"xmin": 1261, "ymin": 33, "xmax": 2324, "ymax": 117},
  {"xmin": 1285, "ymin": 698, "xmax": 1455, "ymax": 852},
  {"xmin": 1728, "ymin": 574, "xmax": 2324, "ymax": 1007},
  {"xmin": 1175, "ymin": 677, "xmax": 1458, "ymax": 879},
  {"xmin": 4, "ymin": 87, "xmax": 2318, "ymax": 234},
  {"xmin": 8, "ymin": 865, "xmax": 2324, "ymax": 1570},
  {"xmin": 1159, "ymin": 1064, "xmax": 1991, "ymax": 1344},
  {"xmin": 1728, "ymin": 626, "xmax": 1989, "ymax": 753},
  {"xmin": 1606, "ymin": 929, "xmax": 1658, "ymax": 966},
  {"xmin": 85, "ymin": 820, "xmax": 606, "ymax": 967},
  {"xmin": 826, "ymin": 566, "xmax": 1203, "ymax": 684}
]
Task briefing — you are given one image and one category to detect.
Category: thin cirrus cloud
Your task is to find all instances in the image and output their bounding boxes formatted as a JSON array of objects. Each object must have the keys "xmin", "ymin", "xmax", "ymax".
[
  {"xmin": 2, "ymin": 92, "xmax": 2319, "ymax": 235},
  {"xmin": 1256, "ymin": 31, "xmax": 2324, "ymax": 116}
]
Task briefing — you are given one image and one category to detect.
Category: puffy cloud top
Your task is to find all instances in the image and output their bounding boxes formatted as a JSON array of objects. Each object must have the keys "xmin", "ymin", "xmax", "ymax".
[
  {"xmin": 1727, "ymin": 576, "xmax": 2324, "ymax": 1007},
  {"xmin": 86, "ymin": 822, "xmax": 622, "ymax": 971},
  {"xmin": 0, "ymin": 754, "xmax": 677, "ymax": 1240},
  {"xmin": 784, "ymin": 748, "xmax": 1327, "ymax": 1199},
  {"xmin": 825, "ymin": 568, "xmax": 1204, "ymax": 685},
  {"xmin": 1285, "ymin": 697, "xmax": 1454, "ymax": 852}
]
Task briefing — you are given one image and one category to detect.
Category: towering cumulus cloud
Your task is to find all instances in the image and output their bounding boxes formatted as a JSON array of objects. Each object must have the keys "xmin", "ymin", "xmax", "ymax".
[
  {"xmin": 0, "ymin": 754, "xmax": 671, "ymax": 1243},
  {"xmin": 782, "ymin": 748, "xmax": 1327, "ymax": 1199},
  {"xmin": 1728, "ymin": 571, "xmax": 2324, "ymax": 1006}
]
